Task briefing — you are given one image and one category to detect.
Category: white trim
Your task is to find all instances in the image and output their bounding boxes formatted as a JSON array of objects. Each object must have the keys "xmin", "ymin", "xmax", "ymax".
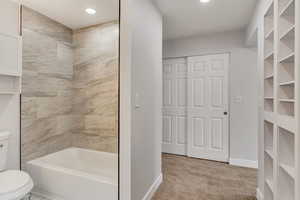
[
  {"xmin": 119, "ymin": 0, "xmax": 132, "ymax": 199},
  {"xmin": 256, "ymin": 188, "xmax": 263, "ymax": 200},
  {"xmin": 246, "ymin": 0, "xmax": 274, "ymax": 45},
  {"xmin": 229, "ymin": 158, "xmax": 258, "ymax": 169},
  {"xmin": 142, "ymin": 173, "xmax": 163, "ymax": 200}
]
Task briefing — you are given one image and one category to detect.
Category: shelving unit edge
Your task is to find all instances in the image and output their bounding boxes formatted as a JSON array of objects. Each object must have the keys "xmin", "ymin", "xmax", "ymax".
[{"xmin": 263, "ymin": 0, "xmax": 298, "ymax": 199}]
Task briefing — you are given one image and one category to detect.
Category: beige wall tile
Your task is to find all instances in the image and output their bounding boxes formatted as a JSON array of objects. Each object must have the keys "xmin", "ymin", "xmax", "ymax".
[
  {"xmin": 72, "ymin": 22, "xmax": 119, "ymax": 153},
  {"xmin": 22, "ymin": 6, "xmax": 73, "ymax": 43},
  {"xmin": 21, "ymin": 8, "xmax": 74, "ymax": 165},
  {"xmin": 21, "ymin": 7, "xmax": 119, "ymax": 164}
]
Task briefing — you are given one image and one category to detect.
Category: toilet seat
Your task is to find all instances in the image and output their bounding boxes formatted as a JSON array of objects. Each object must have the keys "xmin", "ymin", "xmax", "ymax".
[{"xmin": 0, "ymin": 170, "xmax": 33, "ymax": 200}]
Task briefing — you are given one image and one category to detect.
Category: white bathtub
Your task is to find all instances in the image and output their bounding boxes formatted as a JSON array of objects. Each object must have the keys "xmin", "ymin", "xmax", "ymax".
[{"xmin": 26, "ymin": 148, "xmax": 118, "ymax": 200}]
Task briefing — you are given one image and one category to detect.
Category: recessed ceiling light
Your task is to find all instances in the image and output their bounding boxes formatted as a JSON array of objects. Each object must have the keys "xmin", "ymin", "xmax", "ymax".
[
  {"xmin": 85, "ymin": 8, "xmax": 96, "ymax": 15},
  {"xmin": 200, "ymin": 0, "xmax": 211, "ymax": 3}
]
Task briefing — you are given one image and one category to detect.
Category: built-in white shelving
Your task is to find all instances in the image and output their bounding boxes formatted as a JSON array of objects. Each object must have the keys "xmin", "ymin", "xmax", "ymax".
[
  {"xmin": 0, "ymin": 31, "xmax": 22, "ymax": 95},
  {"xmin": 265, "ymin": 29, "xmax": 274, "ymax": 40},
  {"xmin": 279, "ymin": 98, "xmax": 295, "ymax": 102},
  {"xmin": 0, "ymin": 75, "xmax": 21, "ymax": 95},
  {"xmin": 263, "ymin": 0, "xmax": 298, "ymax": 199},
  {"xmin": 264, "ymin": 2, "xmax": 275, "ymax": 115},
  {"xmin": 278, "ymin": 167, "xmax": 295, "ymax": 200},
  {"xmin": 278, "ymin": 0, "xmax": 295, "ymax": 118},
  {"xmin": 265, "ymin": 97, "xmax": 275, "ymax": 100},
  {"xmin": 0, "ymin": 72, "xmax": 21, "ymax": 77},
  {"xmin": 279, "ymin": 80, "xmax": 294, "ymax": 86},
  {"xmin": 264, "ymin": 183, "xmax": 274, "ymax": 200},
  {"xmin": 0, "ymin": 91, "xmax": 19, "ymax": 95},
  {"xmin": 265, "ymin": 74, "xmax": 274, "ymax": 80},
  {"xmin": 280, "ymin": 163, "xmax": 295, "ymax": 178}
]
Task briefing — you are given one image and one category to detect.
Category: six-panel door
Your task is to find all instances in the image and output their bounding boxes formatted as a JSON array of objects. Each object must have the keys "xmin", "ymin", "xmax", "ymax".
[
  {"xmin": 162, "ymin": 54, "xmax": 229, "ymax": 162},
  {"xmin": 162, "ymin": 58, "xmax": 187, "ymax": 155},
  {"xmin": 187, "ymin": 54, "xmax": 229, "ymax": 162}
]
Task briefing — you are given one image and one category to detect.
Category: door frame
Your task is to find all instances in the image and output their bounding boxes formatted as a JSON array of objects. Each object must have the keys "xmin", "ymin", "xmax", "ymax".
[{"xmin": 162, "ymin": 52, "xmax": 231, "ymax": 162}]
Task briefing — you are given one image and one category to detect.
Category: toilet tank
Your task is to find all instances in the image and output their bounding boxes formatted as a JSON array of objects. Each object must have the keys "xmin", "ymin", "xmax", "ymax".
[{"xmin": 0, "ymin": 131, "xmax": 10, "ymax": 171}]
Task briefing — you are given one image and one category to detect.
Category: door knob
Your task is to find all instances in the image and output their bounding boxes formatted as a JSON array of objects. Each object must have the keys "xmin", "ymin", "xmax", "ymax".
[{"xmin": 224, "ymin": 112, "xmax": 228, "ymax": 115}]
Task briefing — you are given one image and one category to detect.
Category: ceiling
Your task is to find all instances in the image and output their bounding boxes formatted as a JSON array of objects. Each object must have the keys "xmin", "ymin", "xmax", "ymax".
[
  {"xmin": 153, "ymin": 0, "xmax": 258, "ymax": 40},
  {"xmin": 21, "ymin": 0, "xmax": 119, "ymax": 29}
]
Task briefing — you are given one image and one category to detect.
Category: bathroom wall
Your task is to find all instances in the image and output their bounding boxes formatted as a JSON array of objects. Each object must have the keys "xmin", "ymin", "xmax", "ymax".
[
  {"xmin": 21, "ymin": 7, "xmax": 119, "ymax": 164},
  {"xmin": 72, "ymin": 22, "xmax": 119, "ymax": 153},
  {"xmin": 21, "ymin": 6, "xmax": 74, "ymax": 164}
]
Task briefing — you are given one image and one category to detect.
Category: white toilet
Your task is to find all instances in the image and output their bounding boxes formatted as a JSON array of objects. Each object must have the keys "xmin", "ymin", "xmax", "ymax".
[{"xmin": 0, "ymin": 131, "xmax": 33, "ymax": 200}]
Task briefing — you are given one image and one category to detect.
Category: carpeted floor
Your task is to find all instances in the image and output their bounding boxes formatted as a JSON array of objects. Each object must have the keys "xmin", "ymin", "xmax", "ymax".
[{"xmin": 152, "ymin": 154, "xmax": 257, "ymax": 200}]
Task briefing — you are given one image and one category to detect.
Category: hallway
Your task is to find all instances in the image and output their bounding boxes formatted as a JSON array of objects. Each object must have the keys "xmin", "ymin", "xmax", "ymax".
[{"xmin": 153, "ymin": 154, "xmax": 257, "ymax": 200}]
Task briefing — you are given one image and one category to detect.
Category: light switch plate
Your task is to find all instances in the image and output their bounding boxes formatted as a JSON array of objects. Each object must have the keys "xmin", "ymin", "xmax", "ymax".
[{"xmin": 135, "ymin": 93, "xmax": 140, "ymax": 108}]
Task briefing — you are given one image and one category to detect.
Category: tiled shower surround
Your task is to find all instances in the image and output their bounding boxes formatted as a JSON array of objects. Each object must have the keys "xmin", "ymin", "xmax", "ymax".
[
  {"xmin": 72, "ymin": 23, "xmax": 119, "ymax": 152},
  {"xmin": 21, "ymin": 7, "xmax": 119, "ymax": 165}
]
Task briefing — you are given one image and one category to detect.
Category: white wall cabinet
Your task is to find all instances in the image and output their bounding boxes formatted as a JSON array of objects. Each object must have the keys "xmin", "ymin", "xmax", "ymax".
[
  {"xmin": 262, "ymin": 0, "xmax": 299, "ymax": 199},
  {"xmin": 0, "ymin": 33, "xmax": 22, "ymax": 95},
  {"xmin": 0, "ymin": 0, "xmax": 22, "ymax": 95},
  {"xmin": 0, "ymin": 0, "xmax": 21, "ymax": 170},
  {"xmin": 0, "ymin": 33, "xmax": 22, "ymax": 76}
]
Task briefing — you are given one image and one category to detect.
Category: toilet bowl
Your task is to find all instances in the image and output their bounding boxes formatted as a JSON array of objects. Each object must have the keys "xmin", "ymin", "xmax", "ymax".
[
  {"xmin": 0, "ymin": 131, "xmax": 33, "ymax": 200},
  {"xmin": 0, "ymin": 170, "xmax": 33, "ymax": 200}
]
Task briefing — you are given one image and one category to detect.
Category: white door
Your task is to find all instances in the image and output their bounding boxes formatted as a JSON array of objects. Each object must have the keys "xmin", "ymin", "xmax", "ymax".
[
  {"xmin": 187, "ymin": 54, "xmax": 229, "ymax": 162},
  {"xmin": 162, "ymin": 58, "xmax": 187, "ymax": 155}
]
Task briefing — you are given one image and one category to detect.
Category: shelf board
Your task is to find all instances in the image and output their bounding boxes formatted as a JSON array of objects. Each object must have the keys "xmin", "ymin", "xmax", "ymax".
[
  {"xmin": 265, "ymin": 74, "xmax": 274, "ymax": 80},
  {"xmin": 280, "ymin": 25, "xmax": 295, "ymax": 40},
  {"xmin": 264, "ymin": 111, "xmax": 275, "ymax": 123},
  {"xmin": 279, "ymin": 0, "xmax": 295, "ymax": 17},
  {"xmin": 279, "ymin": 52, "xmax": 294, "ymax": 63},
  {"xmin": 280, "ymin": 163, "xmax": 295, "ymax": 179},
  {"xmin": 265, "ymin": 179, "xmax": 274, "ymax": 192},
  {"xmin": 265, "ymin": 51, "xmax": 274, "ymax": 60},
  {"xmin": 0, "ymin": 32, "xmax": 21, "ymax": 39},
  {"xmin": 265, "ymin": 29, "xmax": 274, "ymax": 39},
  {"xmin": 265, "ymin": 148, "xmax": 274, "ymax": 159},
  {"xmin": 279, "ymin": 80, "xmax": 294, "ymax": 86},
  {"xmin": 264, "ymin": 97, "xmax": 274, "ymax": 100},
  {"xmin": 0, "ymin": 72, "xmax": 21, "ymax": 77},
  {"xmin": 279, "ymin": 98, "xmax": 295, "ymax": 103},
  {"xmin": 0, "ymin": 91, "xmax": 19, "ymax": 95},
  {"xmin": 277, "ymin": 114, "xmax": 296, "ymax": 133},
  {"xmin": 264, "ymin": 1, "xmax": 274, "ymax": 17}
]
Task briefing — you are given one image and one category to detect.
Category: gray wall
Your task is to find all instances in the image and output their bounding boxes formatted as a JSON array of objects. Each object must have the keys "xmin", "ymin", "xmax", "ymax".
[
  {"xmin": 163, "ymin": 31, "xmax": 258, "ymax": 164},
  {"xmin": 131, "ymin": 0, "xmax": 163, "ymax": 199}
]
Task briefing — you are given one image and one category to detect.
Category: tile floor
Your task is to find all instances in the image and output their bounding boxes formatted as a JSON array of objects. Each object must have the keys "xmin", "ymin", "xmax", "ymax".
[
  {"xmin": 21, "ymin": 194, "xmax": 48, "ymax": 200},
  {"xmin": 30, "ymin": 195, "xmax": 48, "ymax": 200},
  {"xmin": 152, "ymin": 154, "xmax": 257, "ymax": 200}
]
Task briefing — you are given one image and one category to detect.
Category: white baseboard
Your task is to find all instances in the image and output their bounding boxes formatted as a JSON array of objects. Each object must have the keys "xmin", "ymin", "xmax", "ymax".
[
  {"xmin": 256, "ymin": 188, "xmax": 263, "ymax": 200},
  {"xmin": 142, "ymin": 173, "xmax": 163, "ymax": 200},
  {"xmin": 229, "ymin": 158, "xmax": 258, "ymax": 169}
]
